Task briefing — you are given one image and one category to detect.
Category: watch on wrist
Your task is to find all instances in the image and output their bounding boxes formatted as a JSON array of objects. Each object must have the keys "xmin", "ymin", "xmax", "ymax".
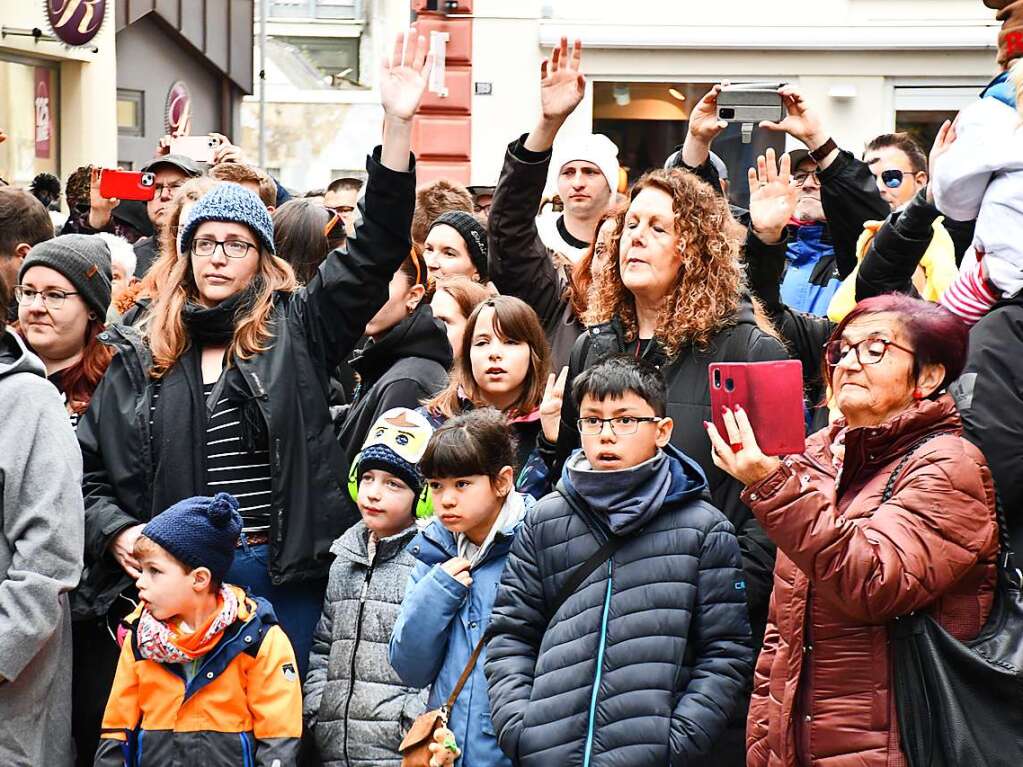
[{"xmin": 808, "ymin": 137, "xmax": 838, "ymax": 163}]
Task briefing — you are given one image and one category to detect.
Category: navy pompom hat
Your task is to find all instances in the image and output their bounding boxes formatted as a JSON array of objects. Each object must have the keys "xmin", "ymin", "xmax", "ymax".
[
  {"xmin": 142, "ymin": 492, "xmax": 243, "ymax": 582},
  {"xmin": 179, "ymin": 182, "xmax": 275, "ymax": 257}
]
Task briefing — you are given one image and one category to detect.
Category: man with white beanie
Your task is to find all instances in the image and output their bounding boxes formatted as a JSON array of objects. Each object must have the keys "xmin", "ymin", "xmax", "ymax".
[{"xmin": 487, "ymin": 37, "xmax": 620, "ymax": 367}]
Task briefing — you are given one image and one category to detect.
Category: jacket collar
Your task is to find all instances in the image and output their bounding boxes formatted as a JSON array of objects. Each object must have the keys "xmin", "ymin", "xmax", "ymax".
[
  {"xmin": 331, "ymin": 520, "xmax": 419, "ymax": 566},
  {"xmin": 819, "ymin": 395, "xmax": 962, "ymax": 494}
]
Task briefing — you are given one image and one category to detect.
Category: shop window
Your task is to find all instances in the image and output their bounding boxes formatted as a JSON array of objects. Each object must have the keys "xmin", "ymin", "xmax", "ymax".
[
  {"xmin": 273, "ymin": 36, "xmax": 360, "ymax": 85},
  {"xmin": 0, "ymin": 58, "xmax": 60, "ymax": 187},
  {"xmin": 893, "ymin": 85, "xmax": 984, "ymax": 152},
  {"xmin": 117, "ymin": 89, "xmax": 144, "ymax": 137}
]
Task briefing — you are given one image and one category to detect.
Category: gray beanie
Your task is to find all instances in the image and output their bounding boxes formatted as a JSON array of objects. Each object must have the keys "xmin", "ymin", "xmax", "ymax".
[
  {"xmin": 179, "ymin": 182, "xmax": 275, "ymax": 256},
  {"xmin": 19, "ymin": 234, "xmax": 113, "ymax": 318}
]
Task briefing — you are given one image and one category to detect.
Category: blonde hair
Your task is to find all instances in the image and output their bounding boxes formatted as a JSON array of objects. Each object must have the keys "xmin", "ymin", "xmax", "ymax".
[
  {"xmin": 144, "ymin": 185, "xmax": 298, "ymax": 377},
  {"xmin": 585, "ymin": 168, "xmax": 746, "ymax": 356},
  {"xmin": 1011, "ymin": 58, "xmax": 1023, "ymax": 119}
]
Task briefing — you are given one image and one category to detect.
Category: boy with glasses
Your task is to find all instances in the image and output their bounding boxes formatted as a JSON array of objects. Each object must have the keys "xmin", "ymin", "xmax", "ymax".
[{"xmin": 486, "ymin": 353, "xmax": 752, "ymax": 766}]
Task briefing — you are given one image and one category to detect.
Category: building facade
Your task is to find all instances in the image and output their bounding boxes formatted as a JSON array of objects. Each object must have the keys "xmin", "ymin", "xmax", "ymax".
[{"xmin": 0, "ymin": 0, "xmax": 118, "ymax": 187}]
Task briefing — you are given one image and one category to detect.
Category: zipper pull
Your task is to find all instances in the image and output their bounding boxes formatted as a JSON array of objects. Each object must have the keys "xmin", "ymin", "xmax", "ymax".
[{"xmin": 360, "ymin": 575, "xmax": 370, "ymax": 604}]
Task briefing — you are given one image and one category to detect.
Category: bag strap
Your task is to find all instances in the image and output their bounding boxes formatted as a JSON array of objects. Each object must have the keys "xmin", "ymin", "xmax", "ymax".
[
  {"xmin": 881, "ymin": 432, "xmax": 1021, "ymax": 588},
  {"xmin": 444, "ymin": 634, "xmax": 487, "ymax": 713}
]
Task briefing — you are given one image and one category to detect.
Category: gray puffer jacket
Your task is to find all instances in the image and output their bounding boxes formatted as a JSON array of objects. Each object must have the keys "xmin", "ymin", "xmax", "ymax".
[{"xmin": 305, "ymin": 521, "xmax": 428, "ymax": 766}]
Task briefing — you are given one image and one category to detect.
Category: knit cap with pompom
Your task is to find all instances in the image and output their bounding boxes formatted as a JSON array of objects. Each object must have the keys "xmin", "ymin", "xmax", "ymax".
[{"xmin": 142, "ymin": 492, "xmax": 243, "ymax": 583}]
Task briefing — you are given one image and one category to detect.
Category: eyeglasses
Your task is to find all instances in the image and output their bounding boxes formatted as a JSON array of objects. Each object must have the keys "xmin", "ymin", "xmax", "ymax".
[
  {"xmin": 791, "ymin": 171, "xmax": 820, "ymax": 187},
  {"xmin": 14, "ymin": 286, "xmax": 80, "ymax": 310},
  {"xmin": 190, "ymin": 238, "xmax": 258, "ymax": 259},
  {"xmin": 577, "ymin": 416, "xmax": 663, "ymax": 436},
  {"xmin": 880, "ymin": 169, "xmax": 905, "ymax": 189},
  {"xmin": 327, "ymin": 205, "xmax": 355, "ymax": 216},
  {"xmin": 825, "ymin": 337, "xmax": 915, "ymax": 368},
  {"xmin": 154, "ymin": 181, "xmax": 186, "ymax": 197}
]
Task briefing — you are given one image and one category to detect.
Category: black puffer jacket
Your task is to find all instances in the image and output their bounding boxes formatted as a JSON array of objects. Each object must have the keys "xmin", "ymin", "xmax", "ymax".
[
  {"xmin": 552, "ymin": 297, "xmax": 786, "ymax": 634},
  {"xmin": 485, "ymin": 446, "xmax": 753, "ymax": 766},
  {"xmin": 74, "ymin": 149, "xmax": 416, "ymax": 618},
  {"xmin": 336, "ymin": 301, "xmax": 452, "ymax": 466}
]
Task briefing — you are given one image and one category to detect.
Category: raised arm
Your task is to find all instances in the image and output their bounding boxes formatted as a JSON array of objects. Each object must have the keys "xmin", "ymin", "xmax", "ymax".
[
  {"xmin": 489, "ymin": 38, "xmax": 585, "ymax": 327},
  {"xmin": 292, "ymin": 30, "xmax": 431, "ymax": 372}
]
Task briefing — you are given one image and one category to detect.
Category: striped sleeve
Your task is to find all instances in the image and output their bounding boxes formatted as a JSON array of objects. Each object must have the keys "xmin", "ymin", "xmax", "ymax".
[{"xmin": 940, "ymin": 260, "xmax": 999, "ymax": 326}]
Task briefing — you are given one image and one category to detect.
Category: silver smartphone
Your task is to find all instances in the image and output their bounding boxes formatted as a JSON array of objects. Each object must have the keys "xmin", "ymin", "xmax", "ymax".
[{"xmin": 716, "ymin": 83, "xmax": 787, "ymax": 123}]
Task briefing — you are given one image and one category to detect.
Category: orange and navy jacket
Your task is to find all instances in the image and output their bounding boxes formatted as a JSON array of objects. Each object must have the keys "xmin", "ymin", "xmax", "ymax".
[{"xmin": 94, "ymin": 586, "xmax": 302, "ymax": 767}]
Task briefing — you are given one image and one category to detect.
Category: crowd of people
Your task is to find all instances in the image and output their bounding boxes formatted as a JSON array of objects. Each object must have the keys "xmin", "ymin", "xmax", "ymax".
[{"xmin": 2, "ymin": 2, "xmax": 1023, "ymax": 764}]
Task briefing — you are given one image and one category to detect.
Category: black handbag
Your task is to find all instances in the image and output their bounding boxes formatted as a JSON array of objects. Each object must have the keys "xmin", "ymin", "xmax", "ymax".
[{"xmin": 888, "ymin": 442, "xmax": 1023, "ymax": 766}]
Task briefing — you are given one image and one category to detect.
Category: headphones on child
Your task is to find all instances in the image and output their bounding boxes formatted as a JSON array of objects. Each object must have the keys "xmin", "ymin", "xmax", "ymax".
[{"xmin": 347, "ymin": 455, "xmax": 434, "ymax": 519}]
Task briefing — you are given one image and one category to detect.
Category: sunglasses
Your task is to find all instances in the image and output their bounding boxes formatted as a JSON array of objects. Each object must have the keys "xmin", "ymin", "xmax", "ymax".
[
  {"xmin": 880, "ymin": 169, "xmax": 905, "ymax": 189},
  {"xmin": 323, "ymin": 208, "xmax": 344, "ymax": 238}
]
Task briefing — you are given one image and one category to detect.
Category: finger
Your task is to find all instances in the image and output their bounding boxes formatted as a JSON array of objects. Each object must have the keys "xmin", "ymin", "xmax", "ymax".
[
  {"xmin": 704, "ymin": 421, "xmax": 733, "ymax": 464},
  {"xmin": 732, "ymin": 405, "xmax": 759, "ymax": 448},
  {"xmin": 555, "ymin": 365, "xmax": 569, "ymax": 393},
  {"xmin": 544, "ymin": 372, "xmax": 557, "ymax": 397},
  {"xmin": 570, "ymin": 38, "xmax": 583, "ymax": 71},
  {"xmin": 389, "ymin": 31, "xmax": 403, "ymax": 71},
  {"xmin": 778, "ymin": 150, "xmax": 792, "ymax": 181},
  {"xmin": 540, "ymin": 58, "xmax": 549, "ymax": 80},
  {"xmin": 747, "ymin": 166, "xmax": 758, "ymax": 194},
  {"xmin": 413, "ymin": 33, "xmax": 428, "ymax": 72},
  {"xmin": 560, "ymin": 36, "xmax": 569, "ymax": 68},
  {"xmin": 765, "ymin": 147, "xmax": 778, "ymax": 183},
  {"xmin": 720, "ymin": 405, "xmax": 742, "ymax": 446},
  {"xmin": 758, "ymin": 121, "xmax": 783, "ymax": 132},
  {"xmin": 550, "ymin": 39, "xmax": 562, "ymax": 73},
  {"xmin": 756, "ymin": 154, "xmax": 767, "ymax": 185}
]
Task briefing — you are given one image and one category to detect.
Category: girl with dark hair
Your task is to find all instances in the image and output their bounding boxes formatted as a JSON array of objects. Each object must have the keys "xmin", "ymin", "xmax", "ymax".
[
  {"xmin": 390, "ymin": 408, "xmax": 531, "ymax": 767},
  {"xmin": 71, "ymin": 31, "xmax": 432, "ymax": 765},
  {"xmin": 14, "ymin": 234, "xmax": 115, "ymax": 428},
  {"xmin": 423, "ymin": 295, "xmax": 553, "ymax": 498},
  {"xmin": 707, "ymin": 294, "xmax": 998, "ymax": 767}
]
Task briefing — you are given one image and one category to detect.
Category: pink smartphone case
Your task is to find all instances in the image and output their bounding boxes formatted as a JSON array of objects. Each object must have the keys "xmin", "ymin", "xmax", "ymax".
[{"xmin": 709, "ymin": 360, "xmax": 806, "ymax": 456}]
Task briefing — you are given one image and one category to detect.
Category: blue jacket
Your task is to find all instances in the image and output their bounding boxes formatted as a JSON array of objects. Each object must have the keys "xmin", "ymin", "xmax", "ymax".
[
  {"xmin": 389, "ymin": 495, "xmax": 532, "ymax": 767},
  {"xmin": 484, "ymin": 447, "xmax": 753, "ymax": 766},
  {"xmin": 780, "ymin": 222, "xmax": 841, "ymax": 316}
]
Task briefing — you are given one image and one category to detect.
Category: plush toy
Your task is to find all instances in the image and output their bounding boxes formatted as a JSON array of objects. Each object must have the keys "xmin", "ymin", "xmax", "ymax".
[{"xmin": 427, "ymin": 727, "xmax": 460, "ymax": 767}]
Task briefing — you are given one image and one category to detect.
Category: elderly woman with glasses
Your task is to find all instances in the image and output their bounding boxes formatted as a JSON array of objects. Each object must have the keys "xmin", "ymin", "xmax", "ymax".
[{"xmin": 706, "ymin": 293, "xmax": 999, "ymax": 767}]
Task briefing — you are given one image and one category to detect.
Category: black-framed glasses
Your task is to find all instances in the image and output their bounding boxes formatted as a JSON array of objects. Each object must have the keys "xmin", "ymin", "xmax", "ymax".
[
  {"xmin": 190, "ymin": 237, "xmax": 258, "ymax": 259},
  {"xmin": 880, "ymin": 169, "xmax": 905, "ymax": 189},
  {"xmin": 577, "ymin": 416, "xmax": 662, "ymax": 436},
  {"xmin": 13, "ymin": 286, "xmax": 81, "ymax": 310},
  {"xmin": 791, "ymin": 171, "xmax": 820, "ymax": 187},
  {"xmin": 825, "ymin": 337, "xmax": 915, "ymax": 368}
]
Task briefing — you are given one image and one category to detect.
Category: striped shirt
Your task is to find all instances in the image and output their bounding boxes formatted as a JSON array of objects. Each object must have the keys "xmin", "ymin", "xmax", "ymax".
[
  {"xmin": 940, "ymin": 258, "xmax": 999, "ymax": 326},
  {"xmin": 148, "ymin": 380, "xmax": 272, "ymax": 533},
  {"xmin": 202, "ymin": 382, "xmax": 272, "ymax": 533}
]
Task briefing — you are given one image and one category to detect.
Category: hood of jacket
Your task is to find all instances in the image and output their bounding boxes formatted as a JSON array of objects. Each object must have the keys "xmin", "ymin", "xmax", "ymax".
[
  {"xmin": 330, "ymin": 519, "xmax": 421, "ymax": 566},
  {"xmin": 350, "ymin": 302, "xmax": 453, "ymax": 387},
  {"xmin": 0, "ymin": 328, "xmax": 46, "ymax": 381},
  {"xmin": 560, "ymin": 443, "xmax": 708, "ymax": 536},
  {"xmin": 407, "ymin": 491, "xmax": 531, "ymax": 568},
  {"xmin": 786, "ymin": 221, "xmax": 835, "ymax": 266}
]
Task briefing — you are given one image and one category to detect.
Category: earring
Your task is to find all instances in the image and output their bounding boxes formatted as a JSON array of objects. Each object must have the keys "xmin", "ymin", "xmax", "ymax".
[{"xmin": 912, "ymin": 387, "xmax": 923, "ymax": 400}]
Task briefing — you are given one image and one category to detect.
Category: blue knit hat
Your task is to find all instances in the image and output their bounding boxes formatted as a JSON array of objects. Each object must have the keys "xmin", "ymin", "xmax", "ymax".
[
  {"xmin": 179, "ymin": 182, "xmax": 275, "ymax": 256},
  {"xmin": 142, "ymin": 492, "xmax": 243, "ymax": 582}
]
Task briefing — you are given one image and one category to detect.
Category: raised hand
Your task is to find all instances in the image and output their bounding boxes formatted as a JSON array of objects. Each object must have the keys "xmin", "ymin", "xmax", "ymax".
[
  {"xmin": 540, "ymin": 37, "xmax": 585, "ymax": 122},
  {"xmin": 88, "ymin": 166, "xmax": 120, "ymax": 230},
  {"xmin": 759, "ymin": 85, "xmax": 829, "ymax": 153},
  {"xmin": 380, "ymin": 29, "xmax": 432, "ymax": 124},
  {"xmin": 748, "ymin": 148, "xmax": 797, "ymax": 244},
  {"xmin": 109, "ymin": 523, "xmax": 146, "ymax": 580},
  {"xmin": 926, "ymin": 117, "xmax": 957, "ymax": 204},
  {"xmin": 680, "ymin": 83, "xmax": 729, "ymax": 166},
  {"xmin": 705, "ymin": 405, "xmax": 781, "ymax": 487},
  {"xmin": 540, "ymin": 366, "xmax": 569, "ymax": 443},
  {"xmin": 209, "ymin": 133, "xmax": 244, "ymax": 165}
]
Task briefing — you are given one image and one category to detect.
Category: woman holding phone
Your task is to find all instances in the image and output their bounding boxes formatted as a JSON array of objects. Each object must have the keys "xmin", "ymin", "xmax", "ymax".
[{"xmin": 707, "ymin": 294, "xmax": 998, "ymax": 767}]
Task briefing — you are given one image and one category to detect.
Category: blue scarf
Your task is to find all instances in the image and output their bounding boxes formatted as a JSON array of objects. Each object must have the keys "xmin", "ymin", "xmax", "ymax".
[{"xmin": 564, "ymin": 451, "xmax": 672, "ymax": 536}]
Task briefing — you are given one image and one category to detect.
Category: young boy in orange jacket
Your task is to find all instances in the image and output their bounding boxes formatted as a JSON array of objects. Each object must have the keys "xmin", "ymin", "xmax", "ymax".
[{"xmin": 94, "ymin": 492, "xmax": 302, "ymax": 766}]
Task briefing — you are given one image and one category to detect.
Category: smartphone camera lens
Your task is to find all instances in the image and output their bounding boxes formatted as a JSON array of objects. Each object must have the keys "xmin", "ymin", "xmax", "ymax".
[
  {"xmin": 725, "ymin": 378, "xmax": 735, "ymax": 392},
  {"xmin": 141, "ymin": 172, "xmax": 155, "ymax": 187},
  {"xmin": 719, "ymin": 107, "xmax": 735, "ymax": 119}
]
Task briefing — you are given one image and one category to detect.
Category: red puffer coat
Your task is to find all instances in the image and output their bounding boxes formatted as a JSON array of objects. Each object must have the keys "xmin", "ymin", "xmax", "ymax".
[{"xmin": 743, "ymin": 395, "xmax": 998, "ymax": 767}]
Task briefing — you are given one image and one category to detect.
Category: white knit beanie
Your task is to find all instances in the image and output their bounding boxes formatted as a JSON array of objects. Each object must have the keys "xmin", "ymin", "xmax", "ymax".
[{"xmin": 547, "ymin": 133, "xmax": 621, "ymax": 197}]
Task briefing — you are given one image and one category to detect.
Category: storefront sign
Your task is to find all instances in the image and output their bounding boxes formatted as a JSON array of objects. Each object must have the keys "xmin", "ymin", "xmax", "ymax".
[
  {"xmin": 34, "ymin": 68, "xmax": 52, "ymax": 159},
  {"xmin": 46, "ymin": 0, "xmax": 107, "ymax": 47},
  {"xmin": 165, "ymin": 81, "xmax": 192, "ymax": 136}
]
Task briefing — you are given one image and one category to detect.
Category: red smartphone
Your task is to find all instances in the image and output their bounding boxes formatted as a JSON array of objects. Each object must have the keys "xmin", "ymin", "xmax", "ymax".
[
  {"xmin": 709, "ymin": 360, "xmax": 806, "ymax": 456},
  {"xmin": 99, "ymin": 169, "xmax": 156, "ymax": 201}
]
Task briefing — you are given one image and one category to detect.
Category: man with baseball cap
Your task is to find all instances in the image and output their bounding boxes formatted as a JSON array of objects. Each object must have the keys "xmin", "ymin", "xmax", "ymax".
[{"xmin": 487, "ymin": 37, "xmax": 620, "ymax": 367}]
